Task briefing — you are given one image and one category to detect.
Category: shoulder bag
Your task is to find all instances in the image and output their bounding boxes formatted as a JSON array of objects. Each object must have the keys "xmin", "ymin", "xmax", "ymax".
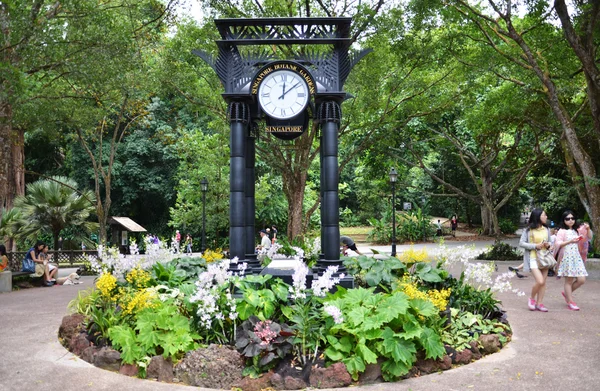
[{"xmin": 530, "ymin": 229, "xmax": 557, "ymax": 269}]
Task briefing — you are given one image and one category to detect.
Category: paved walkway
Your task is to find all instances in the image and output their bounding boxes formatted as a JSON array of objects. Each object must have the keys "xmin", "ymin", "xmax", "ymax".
[{"xmin": 1, "ymin": 259, "xmax": 599, "ymax": 390}]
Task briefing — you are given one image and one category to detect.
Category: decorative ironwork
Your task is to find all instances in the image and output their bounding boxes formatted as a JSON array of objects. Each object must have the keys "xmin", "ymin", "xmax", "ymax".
[
  {"xmin": 193, "ymin": 18, "xmax": 371, "ymax": 96},
  {"xmin": 227, "ymin": 102, "xmax": 250, "ymax": 123},
  {"xmin": 317, "ymin": 101, "xmax": 342, "ymax": 124}
]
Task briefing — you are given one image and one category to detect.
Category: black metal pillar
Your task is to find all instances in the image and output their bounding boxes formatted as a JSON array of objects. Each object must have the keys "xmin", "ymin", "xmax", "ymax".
[
  {"xmin": 228, "ymin": 102, "xmax": 249, "ymax": 260},
  {"xmin": 391, "ymin": 182, "xmax": 397, "ymax": 257},
  {"xmin": 245, "ymin": 123, "xmax": 260, "ymax": 270},
  {"xmin": 317, "ymin": 101, "xmax": 343, "ymax": 271}
]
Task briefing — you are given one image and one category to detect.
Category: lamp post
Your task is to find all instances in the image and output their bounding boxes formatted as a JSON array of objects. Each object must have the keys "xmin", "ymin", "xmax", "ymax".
[
  {"xmin": 389, "ymin": 168, "xmax": 398, "ymax": 257},
  {"xmin": 201, "ymin": 177, "xmax": 208, "ymax": 253}
]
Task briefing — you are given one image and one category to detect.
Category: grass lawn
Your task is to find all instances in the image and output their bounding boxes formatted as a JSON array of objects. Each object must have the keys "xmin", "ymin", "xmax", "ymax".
[{"xmin": 339, "ymin": 226, "xmax": 371, "ymax": 235}]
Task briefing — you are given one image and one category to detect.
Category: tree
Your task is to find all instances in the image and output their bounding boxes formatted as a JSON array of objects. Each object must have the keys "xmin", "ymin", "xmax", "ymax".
[
  {"xmin": 11, "ymin": 176, "xmax": 97, "ymax": 251},
  {"xmin": 444, "ymin": 0, "xmax": 600, "ymax": 248}
]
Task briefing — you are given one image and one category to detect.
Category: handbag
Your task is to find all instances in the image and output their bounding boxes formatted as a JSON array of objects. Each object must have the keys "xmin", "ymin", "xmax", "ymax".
[
  {"xmin": 536, "ymin": 250, "xmax": 557, "ymax": 269},
  {"xmin": 530, "ymin": 229, "xmax": 557, "ymax": 269},
  {"xmin": 22, "ymin": 256, "xmax": 35, "ymax": 273}
]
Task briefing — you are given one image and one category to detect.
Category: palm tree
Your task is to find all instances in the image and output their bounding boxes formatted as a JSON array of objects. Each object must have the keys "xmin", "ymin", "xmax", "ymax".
[
  {"xmin": 12, "ymin": 176, "xmax": 98, "ymax": 251},
  {"xmin": 0, "ymin": 207, "xmax": 21, "ymax": 252}
]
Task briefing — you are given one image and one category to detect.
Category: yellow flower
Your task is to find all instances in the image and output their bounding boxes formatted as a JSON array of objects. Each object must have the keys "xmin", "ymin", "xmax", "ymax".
[
  {"xmin": 396, "ymin": 276, "xmax": 451, "ymax": 311},
  {"xmin": 121, "ymin": 288, "xmax": 158, "ymax": 315},
  {"xmin": 96, "ymin": 273, "xmax": 117, "ymax": 299},
  {"xmin": 399, "ymin": 247, "xmax": 429, "ymax": 264},
  {"xmin": 125, "ymin": 268, "xmax": 151, "ymax": 289},
  {"xmin": 202, "ymin": 248, "xmax": 224, "ymax": 263}
]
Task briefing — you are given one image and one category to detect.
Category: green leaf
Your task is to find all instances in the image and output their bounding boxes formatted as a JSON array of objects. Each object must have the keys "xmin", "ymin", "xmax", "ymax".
[
  {"xmin": 271, "ymin": 283, "xmax": 289, "ymax": 302},
  {"xmin": 364, "ymin": 270, "xmax": 382, "ymax": 286},
  {"xmin": 244, "ymin": 290, "xmax": 261, "ymax": 307},
  {"xmin": 108, "ymin": 326, "xmax": 143, "ymax": 364},
  {"xmin": 237, "ymin": 301, "xmax": 255, "ymax": 321},
  {"xmin": 410, "ymin": 298, "xmax": 438, "ymax": 317},
  {"xmin": 381, "ymin": 359, "xmax": 410, "ymax": 379},
  {"xmin": 401, "ymin": 319, "xmax": 423, "ymax": 340},
  {"xmin": 343, "ymin": 287, "xmax": 375, "ymax": 307},
  {"xmin": 420, "ymin": 327, "xmax": 445, "ymax": 359},
  {"xmin": 356, "ymin": 343, "xmax": 378, "ymax": 364},
  {"xmin": 382, "ymin": 328, "xmax": 416, "ymax": 365},
  {"xmin": 347, "ymin": 307, "xmax": 370, "ymax": 327},
  {"xmin": 343, "ymin": 356, "xmax": 365, "ymax": 380},
  {"xmin": 324, "ymin": 347, "xmax": 345, "ymax": 361}
]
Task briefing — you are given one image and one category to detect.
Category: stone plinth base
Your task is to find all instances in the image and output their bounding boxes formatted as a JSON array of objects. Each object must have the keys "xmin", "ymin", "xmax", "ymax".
[{"xmin": 0, "ymin": 271, "xmax": 12, "ymax": 293}]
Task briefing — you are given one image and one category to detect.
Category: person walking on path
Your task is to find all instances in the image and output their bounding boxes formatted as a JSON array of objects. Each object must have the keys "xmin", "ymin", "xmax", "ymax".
[
  {"xmin": 554, "ymin": 211, "xmax": 588, "ymax": 311},
  {"xmin": 450, "ymin": 215, "xmax": 458, "ymax": 237},
  {"xmin": 519, "ymin": 208, "xmax": 553, "ymax": 312},
  {"xmin": 340, "ymin": 236, "xmax": 361, "ymax": 255},
  {"xmin": 175, "ymin": 230, "xmax": 181, "ymax": 253},
  {"xmin": 184, "ymin": 234, "xmax": 193, "ymax": 255}
]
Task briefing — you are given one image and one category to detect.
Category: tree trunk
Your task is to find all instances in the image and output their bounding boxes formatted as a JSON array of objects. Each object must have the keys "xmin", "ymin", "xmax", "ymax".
[{"xmin": 282, "ymin": 171, "xmax": 307, "ymax": 240}]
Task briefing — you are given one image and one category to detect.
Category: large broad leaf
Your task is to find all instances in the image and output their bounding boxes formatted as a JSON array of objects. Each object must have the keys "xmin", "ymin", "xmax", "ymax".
[
  {"xmin": 401, "ymin": 319, "xmax": 423, "ymax": 340},
  {"xmin": 343, "ymin": 287, "xmax": 375, "ymax": 307},
  {"xmin": 356, "ymin": 343, "xmax": 378, "ymax": 364},
  {"xmin": 324, "ymin": 346, "xmax": 345, "ymax": 361},
  {"xmin": 358, "ymin": 256, "xmax": 376, "ymax": 269},
  {"xmin": 237, "ymin": 301, "xmax": 255, "ymax": 321},
  {"xmin": 137, "ymin": 329, "xmax": 161, "ymax": 350},
  {"xmin": 381, "ymin": 359, "xmax": 411, "ymax": 379},
  {"xmin": 381, "ymin": 328, "xmax": 416, "ymax": 365},
  {"xmin": 420, "ymin": 327, "xmax": 445, "ymax": 359},
  {"xmin": 343, "ymin": 356, "xmax": 366, "ymax": 380},
  {"xmin": 244, "ymin": 290, "xmax": 261, "ymax": 307},
  {"xmin": 364, "ymin": 270, "xmax": 383, "ymax": 287},
  {"xmin": 362, "ymin": 313, "xmax": 387, "ymax": 331},
  {"xmin": 271, "ymin": 283, "xmax": 289, "ymax": 302},
  {"xmin": 410, "ymin": 298, "xmax": 438, "ymax": 317},
  {"xmin": 377, "ymin": 293, "xmax": 410, "ymax": 322},
  {"xmin": 260, "ymin": 300, "xmax": 276, "ymax": 320},
  {"xmin": 347, "ymin": 307, "xmax": 370, "ymax": 327}
]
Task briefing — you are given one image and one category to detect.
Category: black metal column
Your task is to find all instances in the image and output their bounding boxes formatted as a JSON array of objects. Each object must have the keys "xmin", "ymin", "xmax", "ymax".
[
  {"xmin": 245, "ymin": 123, "xmax": 260, "ymax": 270},
  {"xmin": 228, "ymin": 102, "xmax": 249, "ymax": 261},
  {"xmin": 317, "ymin": 101, "xmax": 343, "ymax": 271}
]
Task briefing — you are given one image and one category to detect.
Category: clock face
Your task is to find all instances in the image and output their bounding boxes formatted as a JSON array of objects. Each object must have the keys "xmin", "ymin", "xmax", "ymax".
[{"xmin": 258, "ymin": 70, "xmax": 310, "ymax": 120}]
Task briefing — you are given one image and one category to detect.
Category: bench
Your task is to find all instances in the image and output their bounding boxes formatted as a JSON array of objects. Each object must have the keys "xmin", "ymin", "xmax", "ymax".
[{"xmin": 0, "ymin": 270, "xmax": 42, "ymax": 293}]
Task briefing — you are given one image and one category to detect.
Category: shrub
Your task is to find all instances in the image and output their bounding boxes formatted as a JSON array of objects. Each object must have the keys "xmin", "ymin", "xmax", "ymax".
[
  {"xmin": 498, "ymin": 218, "xmax": 518, "ymax": 235},
  {"xmin": 477, "ymin": 240, "xmax": 521, "ymax": 261}
]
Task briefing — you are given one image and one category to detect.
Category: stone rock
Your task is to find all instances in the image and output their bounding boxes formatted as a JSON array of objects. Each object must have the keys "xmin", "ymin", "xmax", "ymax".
[
  {"xmin": 58, "ymin": 314, "xmax": 86, "ymax": 343},
  {"xmin": 309, "ymin": 362, "xmax": 352, "ymax": 389},
  {"xmin": 69, "ymin": 333, "xmax": 90, "ymax": 356},
  {"xmin": 270, "ymin": 373, "xmax": 285, "ymax": 389},
  {"xmin": 414, "ymin": 357, "xmax": 438, "ymax": 374},
  {"xmin": 174, "ymin": 344, "xmax": 244, "ymax": 389},
  {"xmin": 444, "ymin": 345, "xmax": 457, "ymax": 362},
  {"xmin": 235, "ymin": 371, "xmax": 274, "ymax": 391},
  {"xmin": 119, "ymin": 363, "xmax": 139, "ymax": 377},
  {"xmin": 438, "ymin": 355, "xmax": 453, "ymax": 370},
  {"xmin": 147, "ymin": 356, "xmax": 174, "ymax": 383},
  {"xmin": 358, "ymin": 362, "xmax": 382, "ymax": 383},
  {"xmin": 478, "ymin": 334, "xmax": 501, "ymax": 355},
  {"xmin": 93, "ymin": 347, "xmax": 121, "ymax": 372},
  {"xmin": 81, "ymin": 346, "xmax": 99, "ymax": 363},
  {"xmin": 454, "ymin": 349, "xmax": 473, "ymax": 365},
  {"xmin": 469, "ymin": 340, "xmax": 482, "ymax": 360},
  {"xmin": 282, "ymin": 375, "xmax": 307, "ymax": 390}
]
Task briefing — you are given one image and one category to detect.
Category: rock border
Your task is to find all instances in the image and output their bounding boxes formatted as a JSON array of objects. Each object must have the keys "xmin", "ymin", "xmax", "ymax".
[{"xmin": 58, "ymin": 314, "xmax": 511, "ymax": 390}]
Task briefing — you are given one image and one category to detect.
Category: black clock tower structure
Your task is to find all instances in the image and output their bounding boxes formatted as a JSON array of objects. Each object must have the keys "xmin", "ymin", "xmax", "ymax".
[{"xmin": 193, "ymin": 18, "xmax": 370, "ymax": 276}]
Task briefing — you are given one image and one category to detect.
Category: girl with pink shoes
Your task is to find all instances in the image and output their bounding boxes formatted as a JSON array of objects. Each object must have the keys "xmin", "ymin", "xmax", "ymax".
[
  {"xmin": 519, "ymin": 208, "xmax": 554, "ymax": 312},
  {"xmin": 554, "ymin": 211, "xmax": 591, "ymax": 311}
]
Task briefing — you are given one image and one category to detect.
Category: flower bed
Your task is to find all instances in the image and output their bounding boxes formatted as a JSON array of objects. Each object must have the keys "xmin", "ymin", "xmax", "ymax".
[{"xmin": 61, "ymin": 239, "xmax": 519, "ymax": 389}]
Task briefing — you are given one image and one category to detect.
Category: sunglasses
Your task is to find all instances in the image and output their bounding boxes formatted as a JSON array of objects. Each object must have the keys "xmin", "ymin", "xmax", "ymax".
[{"xmin": 564, "ymin": 217, "xmax": 575, "ymax": 221}]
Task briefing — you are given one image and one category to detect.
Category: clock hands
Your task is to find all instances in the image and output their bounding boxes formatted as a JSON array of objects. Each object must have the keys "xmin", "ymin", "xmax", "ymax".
[
  {"xmin": 279, "ymin": 81, "xmax": 300, "ymax": 100},
  {"xmin": 279, "ymin": 82, "xmax": 286, "ymax": 100}
]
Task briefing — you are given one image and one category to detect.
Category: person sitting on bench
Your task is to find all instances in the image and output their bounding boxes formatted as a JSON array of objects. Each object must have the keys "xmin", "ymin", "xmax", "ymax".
[
  {"xmin": 0, "ymin": 245, "xmax": 9, "ymax": 272},
  {"xmin": 22, "ymin": 241, "xmax": 54, "ymax": 286},
  {"xmin": 40, "ymin": 245, "xmax": 58, "ymax": 283}
]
